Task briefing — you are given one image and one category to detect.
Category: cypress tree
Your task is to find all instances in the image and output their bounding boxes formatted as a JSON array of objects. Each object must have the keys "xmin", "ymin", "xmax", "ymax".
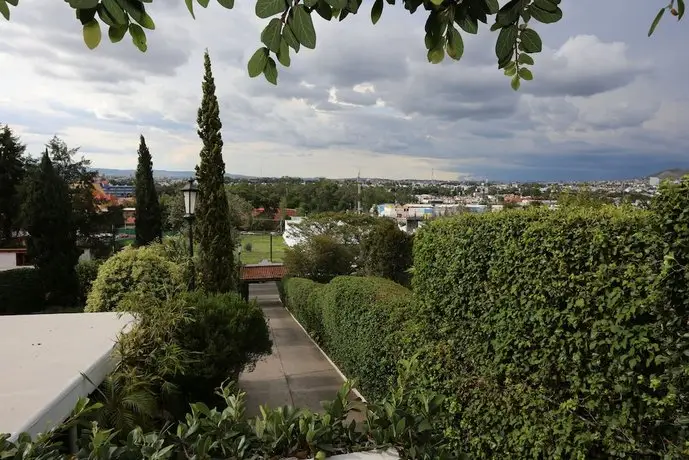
[
  {"xmin": 135, "ymin": 135, "xmax": 162, "ymax": 246},
  {"xmin": 195, "ymin": 50, "xmax": 235, "ymax": 293},
  {"xmin": 22, "ymin": 151, "xmax": 80, "ymax": 305},
  {"xmin": 0, "ymin": 125, "xmax": 27, "ymax": 246}
]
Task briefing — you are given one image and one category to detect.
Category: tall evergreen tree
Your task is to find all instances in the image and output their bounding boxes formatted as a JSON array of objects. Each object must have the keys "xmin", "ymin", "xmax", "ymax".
[
  {"xmin": 135, "ymin": 135, "xmax": 162, "ymax": 246},
  {"xmin": 22, "ymin": 151, "xmax": 80, "ymax": 305},
  {"xmin": 0, "ymin": 125, "xmax": 27, "ymax": 245},
  {"xmin": 195, "ymin": 50, "xmax": 235, "ymax": 293}
]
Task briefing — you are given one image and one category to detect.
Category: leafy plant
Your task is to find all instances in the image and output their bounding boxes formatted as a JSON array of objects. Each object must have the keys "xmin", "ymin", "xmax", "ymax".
[
  {"xmin": 0, "ymin": 267, "xmax": 44, "ymax": 315},
  {"xmin": 75, "ymin": 259, "xmax": 102, "ymax": 306},
  {"xmin": 1, "ymin": 1, "xmax": 683, "ymax": 89}
]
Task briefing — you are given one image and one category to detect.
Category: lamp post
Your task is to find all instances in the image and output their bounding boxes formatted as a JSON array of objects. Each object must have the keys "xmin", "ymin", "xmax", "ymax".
[{"xmin": 181, "ymin": 178, "xmax": 198, "ymax": 290}]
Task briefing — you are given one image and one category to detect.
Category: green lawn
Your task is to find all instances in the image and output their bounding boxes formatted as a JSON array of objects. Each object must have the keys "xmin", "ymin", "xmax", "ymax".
[{"xmin": 239, "ymin": 233, "xmax": 287, "ymax": 264}]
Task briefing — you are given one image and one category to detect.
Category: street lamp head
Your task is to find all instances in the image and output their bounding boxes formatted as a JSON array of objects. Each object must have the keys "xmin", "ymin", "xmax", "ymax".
[{"xmin": 181, "ymin": 178, "xmax": 198, "ymax": 217}]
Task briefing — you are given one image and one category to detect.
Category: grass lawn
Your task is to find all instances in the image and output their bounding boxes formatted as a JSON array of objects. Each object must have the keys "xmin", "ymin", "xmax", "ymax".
[{"xmin": 239, "ymin": 233, "xmax": 287, "ymax": 264}]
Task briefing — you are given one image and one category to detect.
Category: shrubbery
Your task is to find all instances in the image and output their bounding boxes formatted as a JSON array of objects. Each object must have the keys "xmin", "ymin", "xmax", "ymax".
[
  {"xmin": 0, "ymin": 268, "xmax": 44, "ymax": 314},
  {"xmin": 360, "ymin": 218, "xmax": 414, "ymax": 286},
  {"xmin": 86, "ymin": 245, "xmax": 184, "ymax": 312},
  {"xmin": 283, "ymin": 234, "xmax": 355, "ymax": 283},
  {"xmin": 75, "ymin": 259, "xmax": 101, "ymax": 306},
  {"xmin": 284, "ymin": 276, "xmax": 415, "ymax": 401},
  {"xmin": 413, "ymin": 204, "xmax": 689, "ymax": 458}
]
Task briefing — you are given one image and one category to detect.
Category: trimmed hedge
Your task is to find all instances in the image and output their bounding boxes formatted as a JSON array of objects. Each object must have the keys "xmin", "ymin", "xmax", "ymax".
[
  {"xmin": 75, "ymin": 259, "xmax": 101, "ymax": 306},
  {"xmin": 413, "ymin": 205, "xmax": 689, "ymax": 458},
  {"xmin": 0, "ymin": 268, "xmax": 44, "ymax": 315},
  {"xmin": 284, "ymin": 276, "xmax": 415, "ymax": 401},
  {"xmin": 283, "ymin": 277, "xmax": 324, "ymax": 341}
]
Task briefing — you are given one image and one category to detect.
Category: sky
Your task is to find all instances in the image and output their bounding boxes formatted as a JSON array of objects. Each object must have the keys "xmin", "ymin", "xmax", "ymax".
[{"xmin": 0, "ymin": 0, "xmax": 687, "ymax": 182}]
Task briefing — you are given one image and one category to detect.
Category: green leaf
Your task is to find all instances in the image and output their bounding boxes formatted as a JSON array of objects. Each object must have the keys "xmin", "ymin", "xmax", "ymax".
[
  {"xmin": 0, "ymin": 0, "xmax": 10, "ymax": 20},
  {"xmin": 445, "ymin": 26, "xmax": 464, "ymax": 60},
  {"xmin": 495, "ymin": 0, "xmax": 520, "ymax": 26},
  {"xmin": 83, "ymin": 19, "xmax": 102, "ymax": 49},
  {"xmin": 304, "ymin": 0, "xmax": 318, "ymax": 7},
  {"xmin": 67, "ymin": 0, "xmax": 100, "ymax": 8},
  {"xmin": 325, "ymin": 0, "xmax": 347, "ymax": 8},
  {"xmin": 185, "ymin": 0, "xmax": 195, "ymax": 18},
  {"xmin": 504, "ymin": 65, "xmax": 516, "ymax": 76},
  {"xmin": 532, "ymin": 0, "xmax": 557, "ymax": 13},
  {"xmin": 263, "ymin": 57, "xmax": 278, "ymax": 85},
  {"xmin": 484, "ymin": 0, "xmax": 499, "ymax": 14},
  {"xmin": 511, "ymin": 74, "xmax": 521, "ymax": 91},
  {"xmin": 197, "ymin": 0, "xmax": 210, "ymax": 7},
  {"xmin": 518, "ymin": 67, "xmax": 533, "ymax": 80},
  {"xmin": 108, "ymin": 25, "xmax": 128, "ymax": 42},
  {"xmin": 136, "ymin": 11, "xmax": 155, "ymax": 29},
  {"xmin": 256, "ymin": 0, "xmax": 286, "ymax": 18},
  {"xmin": 129, "ymin": 23, "xmax": 147, "ymax": 51},
  {"xmin": 248, "ymin": 47, "xmax": 269, "ymax": 77},
  {"xmin": 217, "ymin": 0, "xmax": 234, "ymax": 7},
  {"xmin": 529, "ymin": 5, "xmax": 562, "ymax": 24},
  {"xmin": 261, "ymin": 18, "xmax": 283, "ymax": 53},
  {"xmin": 292, "ymin": 4, "xmax": 317, "ymax": 49},
  {"xmin": 648, "ymin": 8, "xmax": 665, "ymax": 36},
  {"xmin": 427, "ymin": 44, "xmax": 445, "ymax": 64},
  {"xmin": 282, "ymin": 22, "xmax": 300, "ymax": 52},
  {"xmin": 456, "ymin": 14, "xmax": 478, "ymax": 34},
  {"xmin": 277, "ymin": 38, "xmax": 291, "ymax": 66},
  {"xmin": 517, "ymin": 53, "xmax": 534, "ymax": 65},
  {"xmin": 519, "ymin": 28, "xmax": 542, "ymax": 53},
  {"xmin": 678, "ymin": 0, "xmax": 685, "ymax": 19},
  {"xmin": 102, "ymin": 0, "xmax": 127, "ymax": 24},
  {"xmin": 371, "ymin": 0, "xmax": 383, "ymax": 24},
  {"xmin": 5, "ymin": 0, "xmax": 16, "ymax": 6},
  {"xmin": 495, "ymin": 25, "xmax": 517, "ymax": 60},
  {"xmin": 316, "ymin": 1, "xmax": 332, "ymax": 20}
]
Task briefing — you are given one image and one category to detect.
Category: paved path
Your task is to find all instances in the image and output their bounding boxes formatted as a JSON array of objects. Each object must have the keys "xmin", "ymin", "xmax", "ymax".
[{"xmin": 239, "ymin": 282, "xmax": 354, "ymax": 416}]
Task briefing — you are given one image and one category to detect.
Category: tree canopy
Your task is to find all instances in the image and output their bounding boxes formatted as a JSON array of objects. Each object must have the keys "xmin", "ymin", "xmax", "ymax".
[{"xmin": 0, "ymin": 0, "xmax": 684, "ymax": 89}]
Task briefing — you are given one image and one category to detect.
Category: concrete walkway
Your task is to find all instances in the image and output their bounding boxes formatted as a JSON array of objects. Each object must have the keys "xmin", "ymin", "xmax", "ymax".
[{"xmin": 239, "ymin": 282, "xmax": 352, "ymax": 416}]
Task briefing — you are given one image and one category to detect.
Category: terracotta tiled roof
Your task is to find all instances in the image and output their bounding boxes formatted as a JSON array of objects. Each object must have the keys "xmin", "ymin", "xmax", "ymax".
[{"xmin": 240, "ymin": 264, "xmax": 287, "ymax": 281}]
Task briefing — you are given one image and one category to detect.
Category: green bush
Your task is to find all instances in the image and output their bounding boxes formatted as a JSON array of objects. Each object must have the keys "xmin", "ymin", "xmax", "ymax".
[
  {"xmin": 413, "ymin": 205, "xmax": 689, "ymax": 458},
  {"xmin": 360, "ymin": 219, "xmax": 414, "ymax": 286},
  {"xmin": 318, "ymin": 276, "xmax": 415, "ymax": 401},
  {"xmin": 283, "ymin": 277, "xmax": 324, "ymax": 341},
  {"xmin": 75, "ymin": 259, "xmax": 101, "ymax": 306},
  {"xmin": 172, "ymin": 290, "xmax": 272, "ymax": 402},
  {"xmin": 85, "ymin": 245, "xmax": 184, "ymax": 312},
  {"xmin": 0, "ymin": 268, "xmax": 44, "ymax": 314},
  {"xmin": 283, "ymin": 234, "xmax": 356, "ymax": 283}
]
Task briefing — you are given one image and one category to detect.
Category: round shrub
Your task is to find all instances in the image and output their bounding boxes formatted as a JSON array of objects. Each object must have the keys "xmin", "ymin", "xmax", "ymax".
[
  {"xmin": 172, "ymin": 290, "xmax": 272, "ymax": 401},
  {"xmin": 85, "ymin": 245, "xmax": 184, "ymax": 312},
  {"xmin": 0, "ymin": 268, "xmax": 44, "ymax": 315}
]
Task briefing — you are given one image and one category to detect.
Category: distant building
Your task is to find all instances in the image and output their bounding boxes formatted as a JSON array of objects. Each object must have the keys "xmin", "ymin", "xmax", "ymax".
[{"xmin": 649, "ymin": 177, "xmax": 660, "ymax": 187}]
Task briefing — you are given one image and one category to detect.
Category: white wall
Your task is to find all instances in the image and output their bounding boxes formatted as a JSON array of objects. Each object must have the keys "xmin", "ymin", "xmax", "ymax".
[{"xmin": 0, "ymin": 252, "xmax": 17, "ymax": 271}]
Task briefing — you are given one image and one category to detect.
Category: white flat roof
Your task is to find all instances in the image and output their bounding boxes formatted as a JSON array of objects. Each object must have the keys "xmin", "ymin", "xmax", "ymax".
[{"xmin": 0, "ymin": 312, "xmax": 134, "ymax": 440}]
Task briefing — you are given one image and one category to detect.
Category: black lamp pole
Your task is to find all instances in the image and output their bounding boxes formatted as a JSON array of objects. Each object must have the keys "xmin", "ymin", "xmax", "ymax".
[{"xmin": 181, "ymin": 178, "xmax": 198, "ymax": 291}]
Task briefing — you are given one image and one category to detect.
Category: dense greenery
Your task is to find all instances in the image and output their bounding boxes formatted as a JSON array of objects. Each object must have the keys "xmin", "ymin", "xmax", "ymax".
[
  {"xmin": 412, "ymin": 202, "xmax": 689, "ymax": 457},
  {"xmin": 284, "ymin": 276, "xmax": 415, "ymax": 401},
  {"xmin": 4, "ymin": 0, "xmax": 683, "ymax": 90},
  {"xmin": 0, "ymin": 361, "xmax": 458, "ymax": 460},
  {"xmin": 75, "ymin": 259, "xmax": 102, "ymax": 305},
  {"xmin": 134, "ymin": 135, "xmax": 162, "ymax": 246},
  {"xmin": 22, "ymin": 152, "xmax": 80, "ymax": 306},
  {"xmin": 284, "ymin": 234, "xmax": 356, "ymax": 283},
  {"xmin": 0, "ymin": 125, "xmax": 27, "ymax": 245},
  {"xmin": 85, "ymin": 245, "xmax": 184, "ymax": 312},
  {"xmin": 172, "ymin": 290, "xmax": 272, "ymax": 403},
  {"xmin": 195, "ymin": 51, "xmax": 236, "ymax": 293},
  {"xmin": 0, "ymin": 268, "xmax": 44, "ymax": 315},
  {"xmin": 360, "ymin": 218, "xmax": 414, "ymax": 286}
]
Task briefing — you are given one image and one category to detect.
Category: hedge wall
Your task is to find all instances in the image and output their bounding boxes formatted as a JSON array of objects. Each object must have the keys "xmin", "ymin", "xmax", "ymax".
[
  {"xmin": 0, "ymin": 268, "xmax": 44, "ymax": 315},
  {"xmin": 283, "ymin": 276, "xmax": 415, "ymax": 401},
  {"xmin": 413, "ymin": 205, "xmax": 689, "ymax": 458}
]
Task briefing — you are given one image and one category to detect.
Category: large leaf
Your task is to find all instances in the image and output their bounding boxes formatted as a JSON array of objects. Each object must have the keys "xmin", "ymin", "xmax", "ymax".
[
  {"xmin": 277, "ymin": 38, "xmax": 291, "ymax": 66},
  {"xmin": 0, "ymin": 0, "xmax": 10, "ymax": 20},
  {"xmin": 217, "ymin": 0, "xmax": 235, "ymax": 7},
  {"xmin": 519, "ymin": 28, "xmax": 542, "ymax": 53},
  {"xmin": 282, "ymin": 22, "xmax": 300, "ymax": 52},
  {"xmin": 261, "ymin": 18, "xmax": 282, "ymax": 53},
  {"xmin": 129, "ymin": 23, "xmax": 147, "ymax": 51},
  {"xmin": 648, "ymin": 8, "xmax": 665, "ymax": 36},
  {"xmin": 291, "ymin": 4, "xmax": 317, "ymax": 49},
  {"xmin": 445, "ymin": 26, "xmax": 464, "ymax": 60},
  {"xmin": 529, "ymin": 5, "xmax": 562, "ymax": 24},
  {"xmin": 263, "ymin": 57, "xmax": 278, "ymax": 85},
  {"xmin": 325, "ymin": 0, "xmax": 347, "ymax": 8},
  {"xmin": 185, "ymin": 0, "xmax": 195, "ymax": 18},
  {"xmin": 256, "ymin": 0, "xmax": 286, "ymax": 18},
  {"xmin": 371, "ymin": 0, "xmax": 383, "ymax": 25},
  {"xmin": 82, "ymin": 19, "xmax": 102, "ymax": 49},
  {"xmin": 108, "ymin": 25, "xmax": 128, "ymax": 43},
  {"xmin": 102, "ymin": 0, "xmax": 127, "ymax": 24},
  {"xmin": 495, "ymin": 25, "xmax": 517, "ymax": 60},
  {"xmin": 247, "ymin": 47, "xmax": 269, "ymax": 77}
]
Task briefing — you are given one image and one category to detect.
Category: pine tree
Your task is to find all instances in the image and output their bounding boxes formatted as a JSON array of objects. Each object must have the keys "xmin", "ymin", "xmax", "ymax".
[
  {"xmin": 195, "ymin": 50, "xmax": 235, "ymax": 293},
  {"xmin": 135, "ymin": 135, "xmax": 162, "ymax": 246},
  {"xmin": 22, "ymin": 151, "xmax": 80, "ymax": 305},
  {"xmin": 0, "ymin": 125, "xmax": 27, "ymax": 245}
]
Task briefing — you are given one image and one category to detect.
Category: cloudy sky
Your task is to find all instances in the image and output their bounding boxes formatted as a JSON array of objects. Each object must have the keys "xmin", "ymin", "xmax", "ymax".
[{"xmin": 0, "ymin": 0, "xmax": 687, "ymax": 181}]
